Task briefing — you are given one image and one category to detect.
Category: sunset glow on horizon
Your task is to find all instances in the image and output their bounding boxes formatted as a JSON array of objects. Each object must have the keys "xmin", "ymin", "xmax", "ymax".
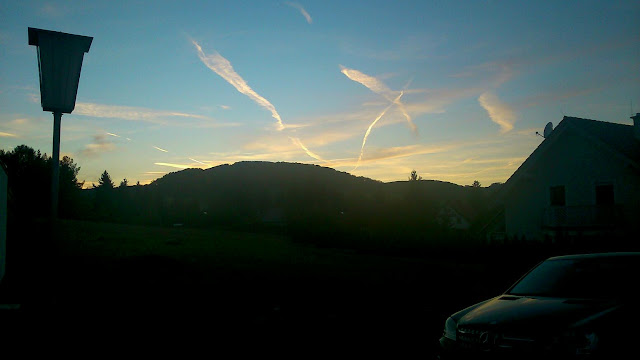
[{"xmin": 1, "ymin": 1, "xmax": 638, "ymax": 187}]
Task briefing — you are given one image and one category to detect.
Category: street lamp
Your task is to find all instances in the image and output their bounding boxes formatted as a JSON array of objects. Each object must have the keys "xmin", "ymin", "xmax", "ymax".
[{"xmin": 28, "ymin": 27, "xmax": 92, "ymax": 218}]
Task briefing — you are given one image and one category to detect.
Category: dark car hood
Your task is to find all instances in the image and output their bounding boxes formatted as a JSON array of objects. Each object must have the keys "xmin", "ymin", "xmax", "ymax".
[{"xmin": 456, "ymin": 295, "xmax": 620, "ymax": 331}]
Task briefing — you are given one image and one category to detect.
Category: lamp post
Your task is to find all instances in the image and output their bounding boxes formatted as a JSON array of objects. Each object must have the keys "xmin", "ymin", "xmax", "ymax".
[{"xmin": 28, "ymin": 28, "xmax": 92, "ymax": 218}]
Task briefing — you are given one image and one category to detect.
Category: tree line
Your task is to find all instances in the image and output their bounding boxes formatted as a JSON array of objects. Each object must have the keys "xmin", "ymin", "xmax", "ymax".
[{"xmin": 1, "ymin": 145, "xmax": 501, "ymax": 253}]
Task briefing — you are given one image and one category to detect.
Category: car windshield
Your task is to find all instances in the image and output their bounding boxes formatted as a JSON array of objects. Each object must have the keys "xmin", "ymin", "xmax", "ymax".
[{"xmin": 508, "ymin": 257, "xmax": 635, "ymax": 299}]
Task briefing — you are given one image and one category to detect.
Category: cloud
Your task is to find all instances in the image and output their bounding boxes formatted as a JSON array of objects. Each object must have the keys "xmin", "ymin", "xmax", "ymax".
[
  {"xmin": 297, "ymin": 130, "xmax": 357, "ymax": 147},
  {"xmin": 28, "ymin": 93, "xmax": 40, "ymax": 104},
  {"xmin": 192, "ymin": 41, "xmax": 285, "ymax": 130},
  {"xmin": 80, "ymin": 134, "xmax": 116, "ymax": 158},
  {"xmin": 325, "ymin": 143, "xmax": 450, "ymax": 169},
  {"xmin": 0, "ymin": 131, "xmax": 17, "ymax": 138},
  {"xmin": 74, "ymin": 102, "xmax": 211, "ymax": 124},
  {"xmin": 153, "ymin": 146, "xmax": 169, "ymax": 153},
  {"xmin": 478, "ymin": 92, "xmax": 516, "ymax": 133},
  {"xmin": 340, "ymin": 65, "xmax": 416, "ymax": 133},
  {"xmin": 219, "ymin": 105, "xmax": 231, "ymax": 110},
  {"xmin": 38, "ymin": 3, "xmax": 65, "ymax": 17},
  {"xmin": 154, "ymin": 162, "xmax": 192, "ymax": 169},
  {"xmin": 105, "ymin": 132, "xmax": 120, "ymax": 138},
  {"xmin": 289, "ymin": 137, "xmax": 324, "ymax": 161},
  {"xmin": 285, "ymin": 2, "xmax": 313, "ymax": 24},
  {"xmin": 154, "ymin": 160, "xmax": 211, "ymax": 170},
  {"xmin": 210, "ymin": 151, "xmax": 300, "ymax": 163},
  {"xmin": 340, "ymin": 65, "xmax": 393, "ymax": 95},
  {"xmin": 189, "ymin": 158, "xmax": 208, "ymax": 165}
]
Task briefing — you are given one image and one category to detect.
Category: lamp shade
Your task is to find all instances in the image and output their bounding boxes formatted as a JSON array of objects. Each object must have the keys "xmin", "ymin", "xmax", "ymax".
[{"xmin": 28, "ymin": 27, "xmax": 93, "ymax": 114}]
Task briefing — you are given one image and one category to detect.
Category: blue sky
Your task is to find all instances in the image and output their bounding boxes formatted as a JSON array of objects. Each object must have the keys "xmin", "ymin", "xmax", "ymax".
[{"xmin": 1, "ymin": 1, "xmax": 638, "ymax": 186}]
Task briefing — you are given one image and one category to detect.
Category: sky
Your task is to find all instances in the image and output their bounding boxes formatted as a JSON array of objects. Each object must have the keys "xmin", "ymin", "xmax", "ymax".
[{"xmin": 1, "ymin": 1, "xmax": 638, "ymax": 187}]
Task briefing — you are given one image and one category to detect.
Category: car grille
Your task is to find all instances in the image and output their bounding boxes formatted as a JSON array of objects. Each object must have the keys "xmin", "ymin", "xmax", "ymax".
[
  {"xmin": 458, "ymin": 326, "xmax": 538, "ymax": 352},
  {"xmin": 457, "ymin": 327, "xmax": 488, "ymax": 347}
]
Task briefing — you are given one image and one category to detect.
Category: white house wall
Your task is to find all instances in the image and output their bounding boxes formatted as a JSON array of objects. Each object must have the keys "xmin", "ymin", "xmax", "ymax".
[{"xmin": 505, "ymin": 128, "xmax": 640, "ymax": 241}]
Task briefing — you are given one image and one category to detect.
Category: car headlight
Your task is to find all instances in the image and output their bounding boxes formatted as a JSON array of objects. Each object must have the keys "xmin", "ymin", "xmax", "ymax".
[
  {"xmin": 560, "ymin": 330, "xmax": 599, "ymax": 356},
  {"xmin": 575, "ymin": 331, "xmax": 599, "ymax": 356},
  {"xmin": 443, "ymin": 317, "xmax": 457, "ymax": 341}
]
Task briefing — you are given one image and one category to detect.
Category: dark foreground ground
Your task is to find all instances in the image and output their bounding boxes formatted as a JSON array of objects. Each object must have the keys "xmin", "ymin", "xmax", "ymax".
[{"xmin": 1, "ymin": 219, "xmax": 626, "ymax": 355}]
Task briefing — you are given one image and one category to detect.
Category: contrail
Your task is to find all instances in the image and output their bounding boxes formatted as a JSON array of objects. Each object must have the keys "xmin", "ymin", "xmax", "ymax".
[
  {"xmin": 102, "ymin": 130, "xmax": 214, "ymax": 176},
  {"xmin": 353, "ymin": 91, "xmax": 404, "ymax": 171},
  {"xmin": 155, "ymin": 162, "xmax": 190, "ymax": 169},
  {"xmin": 192, "ymin": 40, "xmax": 285, "ymax": 130},
  {"xmin": 284, "ymin": 2, "xmax": 313, "ymax": 24},
  {"xmin": 290, "ymin": 137, "xmax": 324, "ymax": 161},
  {"xmin": 340, "ymin": 65, "xmax": 416, "ymax": 134},
  {"xmin": 189, "ymin": 158, "xmax": 208, "ymax": 165},
  {"xmin": 395, "ymin": 78, "xmax": 416, "ymax": 134}
]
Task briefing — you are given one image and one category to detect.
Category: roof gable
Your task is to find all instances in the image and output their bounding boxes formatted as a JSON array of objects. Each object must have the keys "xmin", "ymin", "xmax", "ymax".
[{"xmin": 497, "ymin": 116, "xmax": 639, "ymax": 201}]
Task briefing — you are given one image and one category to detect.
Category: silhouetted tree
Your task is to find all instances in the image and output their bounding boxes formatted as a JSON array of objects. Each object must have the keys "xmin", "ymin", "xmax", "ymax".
[
  {"xmin": 120, "ymin": 178, "xmax": 128, "ymax": 188},
  {"xmin": 409, "ymin": 170, "xmax": 422, "ymax": 181},
  {"xmin": 472, "ymin": 180, "xmax": 481, "ymax": 188},
  {"xmin": 0, "ymin": 145, "xmax": 84, "ymax": 218},
  {"xmin": 58, "ymin": 155, "xmax": 84, "ymax": 217},
  {"xmin": 93, "ymin": 170, "xmax": 116, "ymax": 219},
  {"xmin": 96, "ymin": 170, "xmax": 114, "ymax": 189}
]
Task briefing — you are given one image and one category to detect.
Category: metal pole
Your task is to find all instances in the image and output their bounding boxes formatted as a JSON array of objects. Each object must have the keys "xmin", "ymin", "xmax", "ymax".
[{"xmin": 51, "ymin": 112, "xmax": 62, "ymax": 218}]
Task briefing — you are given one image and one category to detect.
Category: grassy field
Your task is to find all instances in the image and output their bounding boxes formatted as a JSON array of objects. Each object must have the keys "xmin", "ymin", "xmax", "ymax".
[{"xmin": 3, "ymin": 218, "xmax": 548, "ymax": 354}]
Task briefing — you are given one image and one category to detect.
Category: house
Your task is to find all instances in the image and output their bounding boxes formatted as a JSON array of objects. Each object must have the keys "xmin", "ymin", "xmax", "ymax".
[
  {"xmin": 438, "ymin": 201, "xmax": 475, "ymax": 231},
  {"xmin": 497, "ymin": 114, "xmax": 640, "ymax": 243}
]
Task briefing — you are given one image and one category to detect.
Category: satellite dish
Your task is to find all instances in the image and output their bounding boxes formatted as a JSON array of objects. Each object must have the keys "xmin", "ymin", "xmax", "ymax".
[{"xmin": 543, "ymin": 122, "xmax": 553, "ymax": 138}]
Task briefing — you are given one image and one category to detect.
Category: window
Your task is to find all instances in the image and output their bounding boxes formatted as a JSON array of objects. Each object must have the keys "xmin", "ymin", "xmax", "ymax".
[
  {"xmin": 596, "ymin": 183, "xmax": 614, "ymax": 206},
  {"xmin": 550, "ymin": 186, "xmax": 565, "ymax": 206}
]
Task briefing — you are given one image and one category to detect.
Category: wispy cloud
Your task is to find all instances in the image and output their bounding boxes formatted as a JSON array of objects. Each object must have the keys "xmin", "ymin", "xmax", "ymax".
[
  {"xmin": 105, "ymin": 132, "xmax": 120, "ymax": 138},
  {"xmin": 210, "ymin": 150, "xmax": 300, "ymax": 163},
  {"xmin": 189, "ymin": 158, "xmax": 208, "ymax": 165},
  {"xmin": 289, "ymin": 137, "xmax": 324, "ymax": 161},
  {"xmin": 74, "ymin": 102, "xmax": 210, "ymax": 124},
  {"xmin": 340, "ymin": 65, "xmax": 416, "ymax": 133},
  {"xmin": 153, "ymin": 146, "xmax": 169, "ymax": 153},
  {"xmin": 285, "ymin": 2, "xmax": 313, "ymax": 24},
  {"xmin": 80, "ymin": 134, "xmax": 116, "ymax": 158},
  {"xmin": 38, "ymin": 3, "xmax": 65, "ymax": 17},
  {"xmin": 219, "ymin": 105, "xmax": 231, "ymax": 110},
  {"xmin": 478, "ymin": 92, "xmax": 516, "ymax": 133},
  {"xmin": 325, "ymin": 143, "xmax": 450, "ymax": 169},
  {"xmin": 340, "ymin": 65, "xmax": 394, "ymax": 97},
  {"xmin": 192, "ymin": 41, "xmax": 285, "ymax": 130},
  {"xmin": 0, "ymin": 131, "xmax": 17, "ymax": 138},
  {"xmin": 154, "ymin": 162, "xmax": 192, "ymax": 169}
]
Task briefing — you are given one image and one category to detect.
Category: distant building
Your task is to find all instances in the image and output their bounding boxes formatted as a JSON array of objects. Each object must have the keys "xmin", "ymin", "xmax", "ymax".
[
  {"xmin": 497, "ymin": 115, "xmax": 640, "ymax": 242},
  {"xmin": 438, "ymin": 201, "xmax": 474, "ymax": 231}
]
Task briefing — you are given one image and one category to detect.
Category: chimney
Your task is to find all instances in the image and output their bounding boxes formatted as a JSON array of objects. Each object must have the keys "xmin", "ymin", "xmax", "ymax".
[{"xmin": 632, "ymin": 113, "xmax": 640, "ymax": 141}]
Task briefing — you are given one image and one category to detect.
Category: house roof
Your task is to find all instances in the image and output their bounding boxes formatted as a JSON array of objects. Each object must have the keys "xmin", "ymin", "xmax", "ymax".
[
  {"xmin": 443, "ymin": 199, "xmax": 477, "ymax": 222},
  {"xmin": 496, "ymin": 116, "xmax": 639, "ymax": 202},
  {"xmin": 563, "ymin": 116, "xmax": 640, "ymax": 165}
]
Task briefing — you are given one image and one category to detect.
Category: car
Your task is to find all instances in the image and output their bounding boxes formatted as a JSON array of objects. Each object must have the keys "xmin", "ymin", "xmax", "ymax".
[{"xmin": 438, "ymin": 252, "xmax": 639, "ymax": 359}]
